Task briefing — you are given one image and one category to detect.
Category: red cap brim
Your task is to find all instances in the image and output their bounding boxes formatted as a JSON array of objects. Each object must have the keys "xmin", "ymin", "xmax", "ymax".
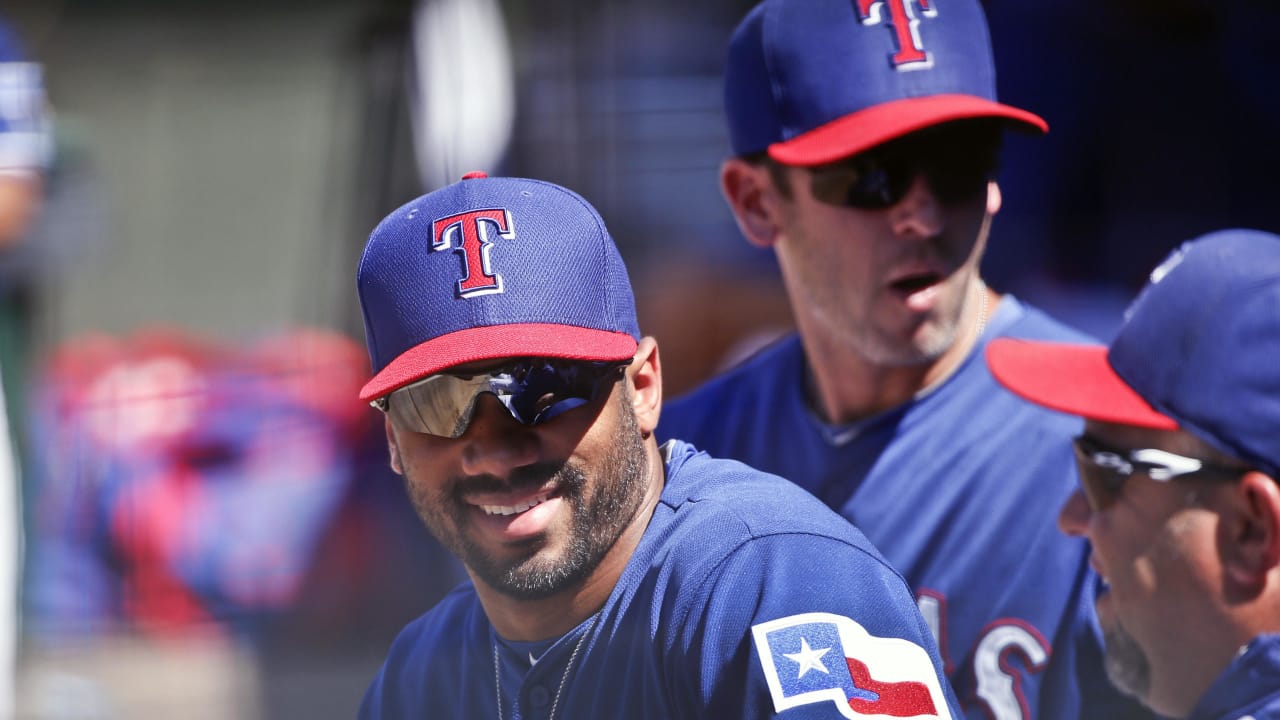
[
  {"xmin": 359, "ymin": 323, "xmax": 638, "ymax": 402},
  {"xmin": 768, "ymin": 94, "xmax": 1048, "ymax": 167},
  {"xmin": 985, "ymin": 338, "xmax": 1178, "ymax": 430}
]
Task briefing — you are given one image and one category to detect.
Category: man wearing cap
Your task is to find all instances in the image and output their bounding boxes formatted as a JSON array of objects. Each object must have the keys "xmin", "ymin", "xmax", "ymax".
[
  {"xmin": 988, "ymin": 229, "xmax": 1280, "ymax": 720},
  {"xmin": 355, "ymin": 172, "xmax": 962, "ymax": 719},
  {"xmin": 658, "ymin": 0, "xmax": 1148, "ymax": 718}
]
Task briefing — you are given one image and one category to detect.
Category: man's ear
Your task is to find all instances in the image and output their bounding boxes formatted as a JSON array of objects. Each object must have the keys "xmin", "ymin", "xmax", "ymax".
[
  {"xmin": 721, "ymin": 158, "xmax": 783, "ymax": 249},
  {"xmin": 627, "ymin": 336, "xmax": 662, "ymax": 437},
  {"xmin": 1220, "ymin": 471, "xmax": 1280, "ymax": 595},
  {"xmin": 385, "ymin": 418, "xmax": 405, "ymax": 475}
]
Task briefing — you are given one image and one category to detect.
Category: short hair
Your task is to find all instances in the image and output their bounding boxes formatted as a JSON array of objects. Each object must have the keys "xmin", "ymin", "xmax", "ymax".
[{"xmin": 739, "ymin": 150, "xmax": 795, "ymax": 199}]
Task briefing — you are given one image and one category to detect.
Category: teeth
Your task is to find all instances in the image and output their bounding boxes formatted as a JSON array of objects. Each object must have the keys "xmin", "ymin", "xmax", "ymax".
[{"xmin": 481, "ymin": 493, "xmax": 550, "ymax": 516}]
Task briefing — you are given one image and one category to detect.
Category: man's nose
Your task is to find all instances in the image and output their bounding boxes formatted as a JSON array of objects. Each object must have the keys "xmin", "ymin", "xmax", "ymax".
[
  {"xmin": 887, "ymin": 174, "xmax": 945, "ymax": 238},
  {"xmin": 1058, "ymin": 487, "xmax": 1093, "ymax": 538},
  {"xmin": 458, "ymin": 394, "xmax": 540, "ymax": 478}
]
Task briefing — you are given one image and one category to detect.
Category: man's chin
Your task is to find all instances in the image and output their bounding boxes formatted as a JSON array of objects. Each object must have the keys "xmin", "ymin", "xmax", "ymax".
[
  {"xmin": 1102, "ymin": 624, "xmax": 1152, "ymax": 704},
  {"xmin": 874, "ymin": 324, "xmax": 957, "ymax": 368},
  {"xmin": 490, "ymin": 551, "xmax": 595, "ymax": 601}
]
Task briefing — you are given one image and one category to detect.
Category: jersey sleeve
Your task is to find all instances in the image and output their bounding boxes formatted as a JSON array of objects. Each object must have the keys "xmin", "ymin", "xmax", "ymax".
[{"xmin": 672, "ymin": 532, "xmax": 964, "ymax": 720}]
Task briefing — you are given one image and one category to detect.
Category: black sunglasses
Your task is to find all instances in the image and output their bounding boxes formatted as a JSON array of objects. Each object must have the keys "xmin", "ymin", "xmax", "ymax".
[
  {"xmin": 372, "ymin": 358, "xmax": 627, "ymax": 438},
  {"xmin": 808, "ymin": 124, "xmax": 1002, "ymax": 210},
  {"xmin": 1071, "ymin": 434, "xmax": 1249, "ymax": 510}
]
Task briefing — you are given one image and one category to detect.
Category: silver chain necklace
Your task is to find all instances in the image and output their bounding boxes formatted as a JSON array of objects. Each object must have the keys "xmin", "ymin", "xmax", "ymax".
[
  {"xmin": 974, "ymin": 280, "xmax": 989, "ymax": 341},
  {"xmin": 493, "ymin": 615, "xmax": 597, "ymax": 720}
]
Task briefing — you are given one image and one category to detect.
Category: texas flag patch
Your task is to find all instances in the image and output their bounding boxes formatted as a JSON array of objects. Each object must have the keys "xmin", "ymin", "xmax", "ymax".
[{"xmin": 752, "ymin": 612, "xmax": 951, "ymax": 719}]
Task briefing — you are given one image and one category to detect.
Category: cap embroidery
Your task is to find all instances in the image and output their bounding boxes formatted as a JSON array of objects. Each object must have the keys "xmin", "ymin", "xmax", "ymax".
[
  {"xmin": 430, "ymin": 208, "xmax": 516, "ymax": 298},
  {"xmin": 855, "ymin": 0, "xmax": 938, "ymax": 70}
]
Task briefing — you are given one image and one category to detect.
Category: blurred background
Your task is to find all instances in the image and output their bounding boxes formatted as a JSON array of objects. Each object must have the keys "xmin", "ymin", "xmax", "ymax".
[{"xmin": 0, "ymin": 0, "xmax": 1276, "ymax": 717}]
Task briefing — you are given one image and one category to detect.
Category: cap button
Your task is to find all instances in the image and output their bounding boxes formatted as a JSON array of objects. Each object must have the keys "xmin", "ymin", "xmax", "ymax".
[{"xmin": 461, "ymin": 171, "xmax": 487, "ymax": 180}]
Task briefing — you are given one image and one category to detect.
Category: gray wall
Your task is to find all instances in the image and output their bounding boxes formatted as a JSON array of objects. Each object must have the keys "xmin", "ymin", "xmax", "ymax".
[{"xmin": 21, "ymin": 0, "xmax": 369, "ymax": 347}]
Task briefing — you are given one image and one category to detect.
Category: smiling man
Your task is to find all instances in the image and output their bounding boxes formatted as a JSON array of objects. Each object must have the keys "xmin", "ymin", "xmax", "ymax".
[
  {"xmin": 657, "ymin": 0, "xmax": 1147, "ymax": 717},
  {"xmin": 988, "ymin": 229, "xmax": 1280, "ymax": 719},
  {"xmin": 355, "ymin": 172, "xmax": 961, "ymax": 719}
]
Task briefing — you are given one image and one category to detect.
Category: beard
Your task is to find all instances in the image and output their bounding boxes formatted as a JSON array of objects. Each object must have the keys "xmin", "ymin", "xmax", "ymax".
[
  {"xmin": 1102, "ymin": 623, "xmax": 1152, "ymax": 702},
  {"xmin": 406, "ymin": 399, "xmax": 650, "ymax": 600},
  {"xmin": 852, "ymin": 312, "xmax": 959, "ymax": 368}
]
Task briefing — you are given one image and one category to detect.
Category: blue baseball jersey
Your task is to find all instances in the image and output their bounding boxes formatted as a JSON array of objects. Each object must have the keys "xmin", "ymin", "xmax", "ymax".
[
  {"xmin": 659, "ymin": 297, "xmax": 1152, "ymax": 720},
  {"xmin": 360, "ymin": 440, "xmax": 963, "ymax": 719},
  {"xmin": 1189, "ymin": 634, "xmax": 1280, "ymax": 720}
]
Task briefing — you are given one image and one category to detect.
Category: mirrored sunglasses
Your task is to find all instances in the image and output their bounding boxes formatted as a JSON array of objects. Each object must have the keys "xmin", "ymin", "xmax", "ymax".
[
  {"xmin": 372, "ymin": 358, "xmax": 627, "ymax": 438},
  {"xmin": 1071, "ymin": 434, "xmax": 1249, "ymax": 510},
  {"xmin": 808, "ymin": 124, "xmax": 1002, "ymax": 210}
]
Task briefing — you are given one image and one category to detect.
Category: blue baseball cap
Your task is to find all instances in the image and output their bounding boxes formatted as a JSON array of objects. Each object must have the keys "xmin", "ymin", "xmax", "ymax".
[
  {"xmin": 987, "ymin": 229, "xmax": 1280, "ymax": 477},
  {"xmin": 725, "ymin": 0, "xmax": 1047, "ymax": 166},
  {"xmin": 356, "ymin": 172, "xmax": 641, "ymax": 402}
]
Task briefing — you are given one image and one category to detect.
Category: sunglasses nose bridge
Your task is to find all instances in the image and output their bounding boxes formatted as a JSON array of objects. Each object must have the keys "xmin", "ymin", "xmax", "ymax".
[
  {"xmin": 465, "ymin": 391, "xmax": 533, "ymax": 431},
  {"xmin": 1073, "ymin": 441, "xmax": 1120, "ymax": 512},
  {"xmin": 1079, "ymin": 475, "xmax": 1113, "ymax": 513},
  {"xmin": 887, "ymin": 174, "xmax": 945, "ymax": 235},
  {"xmin": 457, "ymin": 393, "xmax": 541, "ymax": 477}
]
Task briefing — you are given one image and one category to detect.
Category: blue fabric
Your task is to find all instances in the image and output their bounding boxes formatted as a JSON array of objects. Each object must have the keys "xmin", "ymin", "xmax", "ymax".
[
  {"xmin": 1189, "ymin": 634, "xmax": 1280, "ymax": 720},
  {"xmin": 359, "ymin": 441, "xmax": 963, "ymax": 719},
  {"xmin": 1109, "ymin": 230, "xmax": 1280, "ymax": 478},
  {"xmin": 660, "ymin": 296, "xmax": 1153, "ymax": 719}
]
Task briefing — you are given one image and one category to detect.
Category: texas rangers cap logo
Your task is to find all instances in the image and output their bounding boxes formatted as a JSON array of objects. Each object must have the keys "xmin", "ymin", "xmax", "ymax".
[
  {"xmin": 431, "ymin": 208, "xmax": 516, "ymax": 298},
  {"xmin": 753, "ymin": 612, "xmax": 951, "ymax": 718},
  {"xmin": 856, "ymin": 0, "xmax": 938, "ymax": 70}
]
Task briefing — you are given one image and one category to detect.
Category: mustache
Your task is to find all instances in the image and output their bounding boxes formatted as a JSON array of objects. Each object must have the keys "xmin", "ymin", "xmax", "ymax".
[{"xmin": 449, "ymin": 461, "xmax": 583, "ymax": 497}]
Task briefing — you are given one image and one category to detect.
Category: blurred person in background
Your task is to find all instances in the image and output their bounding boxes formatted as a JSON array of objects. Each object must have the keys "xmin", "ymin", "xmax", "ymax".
[
  {"xmin": 0, "ymin": 20, "xmax": 46, "ymax": 250},
  {"xmin": 0, "ymin": 12, "xmax": 50, "ymax": 717},
  {"xmin": 658, "ymin": 0, "xmax": 1149, "ymax": 717},
  {"xmin": 988, "ymin": 229, "xmax": 1280, "ymax": 719},
  {"xmin": 0, "ymin": 14, "xmax": 52, "ymax": 431},
  {"xmin": 27, "ymin": 328, "xmax": 366, "ymax": 634}
]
